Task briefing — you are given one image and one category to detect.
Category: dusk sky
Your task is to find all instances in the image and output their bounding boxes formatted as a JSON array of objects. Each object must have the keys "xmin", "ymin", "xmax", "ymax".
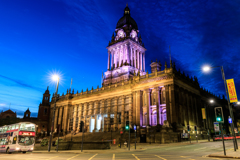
[{"xmin": 0, "ymin": 0, "xmax": 239, "ymax": 117}]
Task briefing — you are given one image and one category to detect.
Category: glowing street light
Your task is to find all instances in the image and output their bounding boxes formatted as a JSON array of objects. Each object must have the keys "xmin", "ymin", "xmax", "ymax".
[
  {"xmin": 202, "ymin": 65, "xmax": 237, "ymax": 151},
  {"xmin": 52, "ymin": 74, "xmax": 59, "ymax": 82},
  {"xmin": 202, "ymin": 66, "xmax": 211, "ymax": 72},
  {"xmin": 237, "ymin": 102, "xmax": 240, "ymax": 105},
  {"xmin": 48, "ymin": 74, "xmax": 60, "ymax": 152},
  {"xmin": 210, "ymin": 99, "xmax": 214, "ymax": 103}
]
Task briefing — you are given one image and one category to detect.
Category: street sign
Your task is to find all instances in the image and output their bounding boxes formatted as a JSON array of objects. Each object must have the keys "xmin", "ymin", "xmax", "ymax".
[
  {"xmin": 226, "ymin": 79, "xmax": 238, "ymax": 103},
  {"xmin": 228, "ymin": 117, "xmax": 232, "ymax": 124},
  {"xmin": 202, "ymin": 108, "xmax": 206, "ymax": 119},
  {"xmin": 181, "ymin": 133, "xmax": 189, "ymax": 138},
  {"xmin": 214, "ymin": 122, "xmax": 220, "ymax": 132},
  {"xmin": 134, "ymin": 125, "xmax": 136, "ymax": 130}
]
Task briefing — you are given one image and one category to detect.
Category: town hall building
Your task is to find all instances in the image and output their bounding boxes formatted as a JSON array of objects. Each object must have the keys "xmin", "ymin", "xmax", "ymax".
[{"xmin": 48, "ymin": 5, "xmax": 227, "ymax": 139}]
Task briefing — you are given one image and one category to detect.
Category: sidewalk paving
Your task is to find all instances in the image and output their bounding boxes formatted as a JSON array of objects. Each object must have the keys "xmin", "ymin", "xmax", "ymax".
[
  {"xmin": 33, "ymin": 139, "xmax": 210, "ymax": 154},
  {"xmin": 209, "ymin": 148, "xmax": 240, "ymax": 159}
]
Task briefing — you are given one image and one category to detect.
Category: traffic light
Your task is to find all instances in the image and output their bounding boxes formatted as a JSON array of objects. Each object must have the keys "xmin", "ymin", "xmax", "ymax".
[
  {"xmin": 79, "ymin": 121, "xmax": 84, "ymax": 132},
  {"xmin": 215, "ymin": 107, "xmax": 224, "ymax": 123},
  {"xmin": 125, "ymin": 121, "xmax": 129, "ymax": 130},
  {"xmin": 187, "ymin": 125, "xmax": 190, "ymax": 131},
  {"xmin": 194, "ymin": 126, "xmax": 197, "ymax": 131}
]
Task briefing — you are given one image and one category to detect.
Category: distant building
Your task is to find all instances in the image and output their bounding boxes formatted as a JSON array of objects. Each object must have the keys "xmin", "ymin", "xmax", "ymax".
[
  {"xmin": 0, "ymin": 87, "xmax": 51, "ymax": 134},
  {"xmin": 0, "ymin": 109, "xmax": 16, "ymax": 119}
]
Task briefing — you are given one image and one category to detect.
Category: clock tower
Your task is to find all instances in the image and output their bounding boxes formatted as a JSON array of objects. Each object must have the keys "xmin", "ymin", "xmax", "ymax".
[{"xmin": 103, "ymin": 4, "xmax": 146, "ymax": 86}]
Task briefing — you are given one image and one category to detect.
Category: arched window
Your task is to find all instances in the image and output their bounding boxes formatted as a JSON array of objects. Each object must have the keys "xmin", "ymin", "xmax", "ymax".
[{"xmin": 44, "ymin": 108, "xmax": 48, "ymax": 115}]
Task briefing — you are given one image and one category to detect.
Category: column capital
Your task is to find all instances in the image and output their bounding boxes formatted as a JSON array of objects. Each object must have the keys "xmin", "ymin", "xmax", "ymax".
[
  {"xmin": 144, "ymin": 88, "xmax": 151, "ymax": 93},
  {"xmin": 89, "ymin": 101, "xmax": 94, "ymax": 105},
  {"xmin": 164, "ymin": 85, "xmax": 169, "ymax": 90},
  {"xmin": 154, "ymin": 86, "xmax": 161, "ymax": 91}
]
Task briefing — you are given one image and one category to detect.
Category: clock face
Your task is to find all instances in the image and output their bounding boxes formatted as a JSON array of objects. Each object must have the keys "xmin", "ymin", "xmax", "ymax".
[
  {"xmin": 131, "ymin": 30, "xmax": 137, "ymax": 38},
  {"xmin": 117, "ymin": 30, "xmax": 125, "ymax": 38}
]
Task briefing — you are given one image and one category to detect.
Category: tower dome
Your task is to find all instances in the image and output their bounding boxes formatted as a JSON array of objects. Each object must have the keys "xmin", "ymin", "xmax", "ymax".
[{"xmin": 116, "ymin": 4, "xmax": 138, "ymax": 30}]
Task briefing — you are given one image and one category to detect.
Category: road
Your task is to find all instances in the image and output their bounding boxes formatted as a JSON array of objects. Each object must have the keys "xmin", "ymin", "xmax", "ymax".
[{"xmin": 0, "ymin": 140, "xmax": 239, "ymax": 160}]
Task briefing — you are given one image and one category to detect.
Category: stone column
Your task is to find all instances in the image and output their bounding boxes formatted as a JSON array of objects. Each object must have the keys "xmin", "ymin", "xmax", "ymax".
[
  {"xmin": 63, "ymin": 105, "xmax": 69, "ymax": 132},
  {"xmin": 83, "ymin": 103, "xmax": 87, "ymax": 132},
  {"xmin": 114, "ymin": 97, "xmax": 118, "ymax": 131},
  {"xmin": 155, "ymin": 87, "xmax": 160, "ymax": 125},
  {"xmin": 93, "ymin": 101, "xmax": 98, "ymax": 132},
  {"xmin": 134, "ymin": 50, "xmax": 137, "ymax": 68},
  {"xmin": 145, "ymin": 89, "xmax": 151, "ymax": 126},
  {"xmin": 73, "ymin": 105, "xmax": 77, "ymax": 131},
  {"xmin": 126, "ymin": 44, "xmax": 130, "ymax": 64},
  {"xmin": 143, "ymin": 53, "xmax": 145, "ymax": 72},
  {"xmin": 111, "ymin": 52, "xmax": 114, "ymax": 69},
  {"xmin": 129, "ymin": 94, "xmax": 133, "ymax": 125},
  {"xmin": 130, "ymin": 47, "xmax": 133, "ymax": 66},
  {"xmin": 100, "ymin": 100, "xmax": 105, "ymax": 131},
  {"xmin": 89, "ymin": 102, "xmax": 93, "ymax": 115},
  {"xmin": 77, "ymin": 104, "xmax": 82, "ymax": 132},
  {"xmin": 140, "ymin": 52, "xmax": 143, "ymax": 71},
  {"xmin": 114, "ymin": 48, "xmax": 117, "ymax": 68},
  {"xmin": 108, "ymin": 51, "xmax": 110, "ymax": 70},
  {"xmin": 137, "ymin": 50, "xmax": 140, "ymax": 69},
  {"xmin": 121, "ymin": 96, "xmax": 125, "ymax": 129},
  {"xmin": 119, "ymin": 46, "xmax": 122, "ymax": 66},
  {"xmin": 54, "ymin": 107, "xmax": 59, "ymax": 131},
  {"xmin": 58, "ymin": 107, "xmax": 63, "ymax": 129},
  {"xmin": 107, "ymin": 99, "xmax": 111, "ymax": 131},
  {"xmin": 132, "ymin": 91, "xmax": 136, "ymax": 125},
  {"xmin": 135, "ymin": 91, "xmax": 141, "ymax": 126},
  {"xmin": 165, "ymin": 85, "xmax": 171, "ymax": 124}
]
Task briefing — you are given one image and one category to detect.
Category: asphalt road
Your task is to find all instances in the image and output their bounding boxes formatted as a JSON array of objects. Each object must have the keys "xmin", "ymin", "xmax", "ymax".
[{"xmin": 0, "ymin": 140, "xmax": 239, "ymax": 160}]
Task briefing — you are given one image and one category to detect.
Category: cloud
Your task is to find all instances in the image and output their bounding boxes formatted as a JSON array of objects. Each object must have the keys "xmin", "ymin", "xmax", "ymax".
[{"xmin": 0, "ymin": 74, "xmax": 44, "ymax": 92}]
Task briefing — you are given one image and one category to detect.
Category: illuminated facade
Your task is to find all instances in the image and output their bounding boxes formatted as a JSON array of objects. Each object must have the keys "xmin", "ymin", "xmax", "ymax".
[{"xmin": 49, "ymin": 5, "xmax": 219, "ymax": 135}]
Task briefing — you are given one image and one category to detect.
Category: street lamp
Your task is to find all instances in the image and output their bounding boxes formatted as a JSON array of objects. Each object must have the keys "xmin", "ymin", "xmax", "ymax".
[
  {"xmin": 48, "ymin": 74, "xmax": 60, "ymax": 152},
  {"xmin": 205, "ymin": 99, "xmax": 214, "ymax": 142},
  {"xmin": 202, "ymin": 65, "xmax": 237, "ymax": 151}
]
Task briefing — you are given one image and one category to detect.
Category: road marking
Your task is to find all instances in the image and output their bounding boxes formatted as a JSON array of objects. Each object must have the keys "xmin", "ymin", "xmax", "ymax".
[
  {"xmin": 194, "ymin": 147, "xmax": 206, "ymax": 151},
  {"xmin": 88, "ymin": 154, "xmax": 98, "ymax": 160},
  {"xmin": 113, "ymin": 154, "xmax": 115, "ymax": 160},
  {"xmin": 132, "ymin": 154, "xmax": 140, "ymax": 160},
  {"xmin": 67, "ymin": 154, "xmax": 80, "ymax": 160},
  {"xmin": 155, "ymin": 155, "xmax": 167, "ymax": 160},
  {"xmin": 46, "ymin": 156, "xmax": 58, "ymax": 160}
]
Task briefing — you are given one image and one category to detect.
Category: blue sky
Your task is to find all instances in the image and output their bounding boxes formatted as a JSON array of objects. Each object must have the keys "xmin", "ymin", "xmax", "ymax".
[{"xmin": 0, "ymin": 0, "xmax": 239, "ymax": 117}]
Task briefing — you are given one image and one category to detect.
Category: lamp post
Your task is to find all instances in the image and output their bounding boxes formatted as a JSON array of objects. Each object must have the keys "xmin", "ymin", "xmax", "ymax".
[
  {"xmin": 203, "ymin": 65, "xmax": 237, "ymax": 150},
  {"xmin": 48, "ymin": 75, "xmax": 59, "ymax": 152},
  {"xmin": 205, "ymin": 99, "xmax": 214, "ymax": 142}
]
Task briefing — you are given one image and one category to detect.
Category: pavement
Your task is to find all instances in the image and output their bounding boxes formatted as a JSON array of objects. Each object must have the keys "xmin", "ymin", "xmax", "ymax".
[
  {"xmin": 2, "ymin": 139, "xmax": 240, "ymax": 159},
  {"xmin": 209, "ymin": 146, "xmax": 240, "ymax": 159}
]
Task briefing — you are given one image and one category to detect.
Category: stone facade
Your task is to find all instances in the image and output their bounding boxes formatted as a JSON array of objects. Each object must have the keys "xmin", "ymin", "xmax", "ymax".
[
  {"xmin": 0, "ymin": 110, "xmax": 16, "ymax": 119},
  {"xmin": 48, "ymin": 5, "xmax": 227, "ymax": 138}
]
